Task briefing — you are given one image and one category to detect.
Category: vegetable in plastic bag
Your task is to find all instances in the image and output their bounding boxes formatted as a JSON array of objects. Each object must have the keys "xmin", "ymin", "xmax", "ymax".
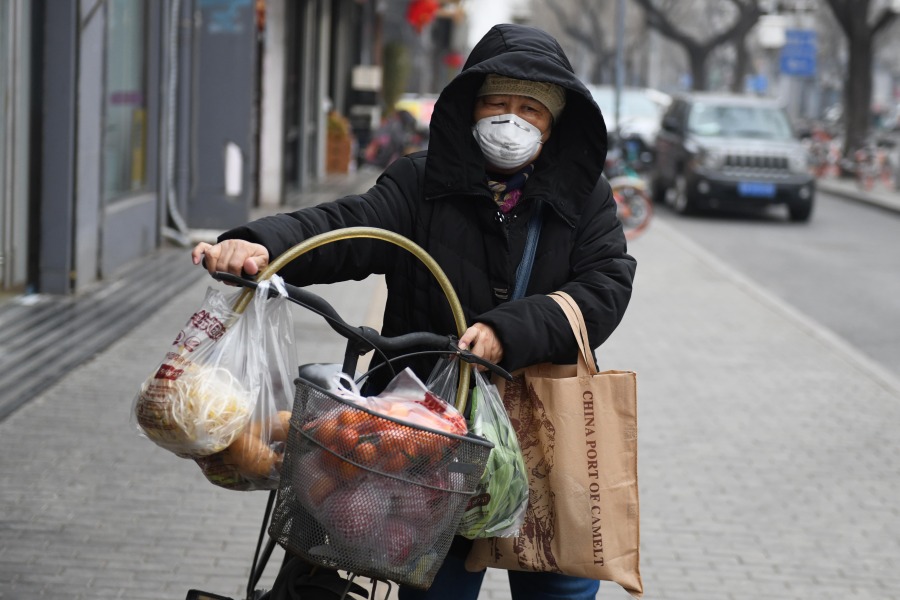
[
  {"xmin": 133, "ymin": 285, "xmax": 255, "ymax": 457},
  {"xmin": 456, "ymin": 369, "xmax": 528, "ymax": 539},
  {"xmin": 133, "ymin": 276, "xmax": 297, "ymax": 491}
]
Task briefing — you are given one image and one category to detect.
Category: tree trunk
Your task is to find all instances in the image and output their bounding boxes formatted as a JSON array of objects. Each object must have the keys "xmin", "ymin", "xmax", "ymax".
[
  {"xmin": 732, "ymin": 40, "xmax": 749, "ymax": 93},
  {"xmin": 843, "ymin": 35, "xmax": 873, "ymax": 155},
  {"xmin": 824, "ymin": 0, "xmax": 897, "ymax": 159},
  {"xmin": 689, "ymin": 47, "xmax": 707, "ymax": 90}
]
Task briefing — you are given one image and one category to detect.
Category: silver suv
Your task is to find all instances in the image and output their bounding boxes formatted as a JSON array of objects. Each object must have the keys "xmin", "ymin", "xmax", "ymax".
[{"xmin": 652, "ymin": 93, "xmax": 815, "ymax": 222}]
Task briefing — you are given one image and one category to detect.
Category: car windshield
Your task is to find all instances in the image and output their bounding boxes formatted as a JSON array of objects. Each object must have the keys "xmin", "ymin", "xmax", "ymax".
[{"xmin": 687, "ymin": 102, "xmax": 795, "ymax": 140}]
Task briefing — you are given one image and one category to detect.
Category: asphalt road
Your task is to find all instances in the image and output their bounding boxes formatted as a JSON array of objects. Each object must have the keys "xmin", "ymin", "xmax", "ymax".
[{"xmin": 652, "ymin": 189, "xmax": 900, "ymax": 380}]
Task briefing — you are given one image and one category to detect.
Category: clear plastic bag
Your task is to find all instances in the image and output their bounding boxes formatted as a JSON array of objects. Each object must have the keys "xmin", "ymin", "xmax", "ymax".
[
  {"xmin": 425, "ymin": 355, "xmax": 460, "ymax": 410},
  {"xmin": 333, "ymin": 367, "xmax": 467, "ymax": 436},
  {"xmin": 456, "ymin": 369, "xmax": 528, "ymax": 539},
  {"xmin": 133, "ymin": 276, "xmax": 297, "ymax": 491}
]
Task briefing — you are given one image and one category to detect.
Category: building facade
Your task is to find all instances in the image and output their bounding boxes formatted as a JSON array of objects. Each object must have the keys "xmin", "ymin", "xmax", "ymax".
[{"xmin": 0, "ymin": 0, "xmax": 377, "ymax": 297}]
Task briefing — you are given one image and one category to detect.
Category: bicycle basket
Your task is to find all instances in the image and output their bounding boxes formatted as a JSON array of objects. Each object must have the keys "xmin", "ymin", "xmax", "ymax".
[{"xmin": 269, "ymin": 378, "xmax": 493, "ymax": 589}]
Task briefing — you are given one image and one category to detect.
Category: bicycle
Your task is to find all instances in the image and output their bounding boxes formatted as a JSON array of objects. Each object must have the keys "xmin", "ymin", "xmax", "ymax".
[
  {"xmin": 610, "ymin": 176, "xmax": 653, "ymax": 241},
  {"xmin": 851, "ymin": 138, "xmax": 898, "ymax": 191},
  {"xmin": 803, "ymin": 127, "xmax": 841, "ymax": 179},
  {"xmin": 605, "ymin": 133, "xmax": 653, "ymax": 240},
  {"xmin": 187, "ymin": 228, "xmax": 509, "ymax": 600}
]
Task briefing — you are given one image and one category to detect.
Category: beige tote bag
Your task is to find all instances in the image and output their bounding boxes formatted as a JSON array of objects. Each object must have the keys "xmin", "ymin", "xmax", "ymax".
[{"xmin": 465, "ymin": 291, "xmax": 643, "ymax": 597}]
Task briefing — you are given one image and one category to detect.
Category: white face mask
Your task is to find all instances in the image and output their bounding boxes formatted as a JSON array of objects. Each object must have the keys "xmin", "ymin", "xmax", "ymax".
[{"xmin": 472, "ymin": 113, "xmax": 544, "ymax": 170}]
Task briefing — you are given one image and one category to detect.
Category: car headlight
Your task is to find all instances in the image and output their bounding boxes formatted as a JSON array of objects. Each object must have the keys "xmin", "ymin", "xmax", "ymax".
[
  {"xmin": 695, "ymin": 147, "xmax": 724, "ymax": 169},
  {"xmin": 788, "ymin": 151, "xmax": 809, "ymax": 174}
]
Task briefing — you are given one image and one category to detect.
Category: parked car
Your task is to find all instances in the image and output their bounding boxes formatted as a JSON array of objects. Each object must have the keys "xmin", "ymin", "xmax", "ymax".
[
  {"xmin": 395, "ymin": 93, "xmax": 438, "ymax": 129},
  {"xmin": 652, "ymin": 92, "xmax": 815, "ymax": 222},
  {"xmin": 587, "ymin": 85, "xmax": 671, "ymax": 169}
]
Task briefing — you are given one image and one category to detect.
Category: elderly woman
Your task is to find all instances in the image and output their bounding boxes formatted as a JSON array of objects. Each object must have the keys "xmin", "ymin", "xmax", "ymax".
[{"xmin": 193, "ymin": 23, "xmax": 635, "ymax": 600}]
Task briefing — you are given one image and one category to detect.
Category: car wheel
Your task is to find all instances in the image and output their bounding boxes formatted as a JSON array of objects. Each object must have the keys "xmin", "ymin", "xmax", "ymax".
[
  {"xmin": 788, "ymin": 201, "xmax": 813, "ymax": 222},
  {"xmin": 668, "ymin": 174, "xmax": 694, "ymax": 214}
]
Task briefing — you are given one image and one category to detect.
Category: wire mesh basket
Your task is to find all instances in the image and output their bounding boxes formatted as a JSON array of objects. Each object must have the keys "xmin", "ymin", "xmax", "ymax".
[{"xmin": 269, "ymin": 378, "xmax": 493, "ymax": 589}]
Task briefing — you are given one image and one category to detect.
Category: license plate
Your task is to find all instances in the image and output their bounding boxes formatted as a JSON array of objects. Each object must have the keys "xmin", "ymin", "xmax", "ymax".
[{"xmin": 737, "ymin": 182, "xmax": 776, "ymax": 198}]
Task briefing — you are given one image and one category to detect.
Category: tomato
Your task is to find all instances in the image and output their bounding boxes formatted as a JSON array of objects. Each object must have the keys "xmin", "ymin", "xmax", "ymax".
[
  {"xmin": 293, "ymin": 452, "xmax": 337, "ymax": 508},
  {"xmin": 316, "ymin": 419, "xmax": 340, "ymax": 445},
  {"xmin": 338, "ymin": 407, "xmax": 365, "ymax": 427},
  {"xmin": 416, "ymin": 431, "xmax": 456, "ymax": 466},
  {"xmin": 353, "ymin": 441, "xmax": 378, "ymax": 467},
  {"xmin": 379, "ymin": 428, "xmax": 417, "ymax": 457},
  {"xmin": 337, "ymin": 459, "xmax": 362, "ymax": 481},
  {"xmin": 355, "ymin": 412, "xmax": 389, "ymax": 435},
  {"xmin": 336, "ymin": 426, "xmax": 360, "ymax": 451}
]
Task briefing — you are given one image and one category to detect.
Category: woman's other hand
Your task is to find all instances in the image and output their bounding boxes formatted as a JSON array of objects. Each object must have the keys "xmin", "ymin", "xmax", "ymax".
[
  {"xmin": 191, "ymin": 240, "xmax": 270, "ymax": 278},
  {"xmin": 458, "ymin": 323, "xmax": 504, "ymax": 369}
]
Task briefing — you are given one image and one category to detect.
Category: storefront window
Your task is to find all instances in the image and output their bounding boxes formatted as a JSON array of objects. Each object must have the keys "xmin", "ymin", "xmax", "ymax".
[{"xmin": 102, "ymin": 0, "xmax": 148, "ymax": 200}]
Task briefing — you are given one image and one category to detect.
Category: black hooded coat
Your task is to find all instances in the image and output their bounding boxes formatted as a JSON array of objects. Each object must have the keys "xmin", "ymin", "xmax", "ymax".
[{"xmin": 219, "ymin": 24, "xmax": 636, "ymax": 388}]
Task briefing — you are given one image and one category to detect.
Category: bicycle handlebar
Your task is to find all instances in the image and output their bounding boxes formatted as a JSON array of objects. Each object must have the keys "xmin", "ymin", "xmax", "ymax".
[{"xmin": 213, "ymin": 271, "xmax": 513, "ymax": 381}]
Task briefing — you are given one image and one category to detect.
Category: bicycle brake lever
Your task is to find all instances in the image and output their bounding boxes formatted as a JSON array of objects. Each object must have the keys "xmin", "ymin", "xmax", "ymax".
[
  {"xmin": 211, "ymin": 271, "xmax": 264, "ymax": 290},
  {"xmin": 456, "ymin": 348, "xmax": 514, "ymax": 381}
]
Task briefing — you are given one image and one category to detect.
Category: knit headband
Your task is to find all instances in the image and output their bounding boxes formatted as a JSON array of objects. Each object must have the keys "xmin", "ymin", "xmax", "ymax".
[{"xmin": 476, "ymin": 74, "xmax": 566, "ymax": 122}]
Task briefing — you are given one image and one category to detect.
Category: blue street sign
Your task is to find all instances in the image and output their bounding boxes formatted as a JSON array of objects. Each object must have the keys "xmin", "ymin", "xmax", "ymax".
[
  {"xmin": 785, "ymin": 29, "xmax": 816, "ymax": 45},
  {"xmin": 780, "ymin": 53, "xmax": 816, "ymax": 76},
  {"xmin": 780, "ymin": 29, "xmax": 817, "ymax": 77},
  {"xmin": 745, "ymin": 74, "xmax": 768, "ymax": 94}
]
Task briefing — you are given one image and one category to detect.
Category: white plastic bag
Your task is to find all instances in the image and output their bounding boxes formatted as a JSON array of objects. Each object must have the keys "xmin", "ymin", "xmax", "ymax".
[
  {"xmin": 134, "ymin": 276, "xmax": 297, "ymax": 490},
  {"xmin": 333, "ymin": 367, "xmax": 468, "ymax": 436}
]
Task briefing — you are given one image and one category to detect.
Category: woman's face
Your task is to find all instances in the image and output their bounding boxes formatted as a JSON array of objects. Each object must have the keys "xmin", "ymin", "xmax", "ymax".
[
  {"xmin": 473, "ymin": 94, "xmax": 553, "ymax": 173},
  {"xmin": 473, "ymin": 94, "xmax": 553, "ymax": 141}
]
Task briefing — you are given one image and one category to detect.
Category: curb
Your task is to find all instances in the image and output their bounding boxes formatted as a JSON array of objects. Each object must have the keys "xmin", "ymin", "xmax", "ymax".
[{"xmin": 817, "ymin": 178, "xmax": 900, "ymax": 215}]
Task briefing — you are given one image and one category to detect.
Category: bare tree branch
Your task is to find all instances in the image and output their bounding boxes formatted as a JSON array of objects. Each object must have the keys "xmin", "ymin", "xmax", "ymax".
[
  {"xmin": 872, "ymin": 6, "xmax": 899, "ymax": 36},
  {"xmin": 631, "ymin": 0, "xmax": 696, "ymax": 48},
  {"xmin": 824, "ymin": 0, "xmax": 853, "ymax": 37},
  {"xmin": 632, "ymin": 0, "xmax": 762, "ymax": 90}
]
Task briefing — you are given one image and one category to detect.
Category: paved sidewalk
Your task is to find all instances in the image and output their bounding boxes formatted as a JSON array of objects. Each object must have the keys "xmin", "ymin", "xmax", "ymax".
[{"xmin": 4, "ymin": 179, "xmax": 900, "ymax": 599}]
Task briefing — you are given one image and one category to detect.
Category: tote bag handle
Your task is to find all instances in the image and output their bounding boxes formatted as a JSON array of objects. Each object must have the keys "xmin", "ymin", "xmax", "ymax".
[{"xmin": 548, "ymin": 291, "xmax": 599, "ymax": 376}]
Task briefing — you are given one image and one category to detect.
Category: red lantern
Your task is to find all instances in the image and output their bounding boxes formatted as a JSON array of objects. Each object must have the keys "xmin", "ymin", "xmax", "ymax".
[
  {"xmin": 442, "ymin": 51, "xmax": 464, "ymax": 70},
  {"xmin": 406, "ymin": 0, "xmax": 440, "ymax": 33}
]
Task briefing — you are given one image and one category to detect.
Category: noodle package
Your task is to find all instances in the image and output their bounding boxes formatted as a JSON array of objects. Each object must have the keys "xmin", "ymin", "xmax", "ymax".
[{"xmin": 133, "ymin": 276, "xmax": 297, "ymax": 491}]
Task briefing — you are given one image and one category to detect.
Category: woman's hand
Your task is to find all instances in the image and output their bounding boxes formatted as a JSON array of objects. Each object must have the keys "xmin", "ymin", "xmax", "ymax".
[
  {"xmin": 458, "ymin": 323, "xmax": 504, "ymax": 370},
  {"xmin": 191, "ymin": 240, "xmax": 270, "ymax": 278}
]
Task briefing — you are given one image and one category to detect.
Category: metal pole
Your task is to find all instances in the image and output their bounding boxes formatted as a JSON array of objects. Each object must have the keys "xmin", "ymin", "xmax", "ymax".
[{"xmin": 614, "ymin": 0, "xmax": 626, "ymax": 136}]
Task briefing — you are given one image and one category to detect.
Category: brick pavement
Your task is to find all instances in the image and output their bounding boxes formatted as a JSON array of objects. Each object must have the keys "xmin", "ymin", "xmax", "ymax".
[{"xmin": 3, "ymin": 180, "xmax": 900, "ymax": 599}]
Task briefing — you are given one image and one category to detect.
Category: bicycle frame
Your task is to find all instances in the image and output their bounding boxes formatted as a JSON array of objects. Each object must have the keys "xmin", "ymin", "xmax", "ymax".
[{"xmin": 190, "ymin": 269, "xmax": 510, "ymax": 600}]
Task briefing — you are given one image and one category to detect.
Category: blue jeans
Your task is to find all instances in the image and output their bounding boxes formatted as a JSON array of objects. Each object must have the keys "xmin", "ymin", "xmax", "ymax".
[{"xmin": 398, "ymin": 552, "xmax": 600, "ymax": 600}]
